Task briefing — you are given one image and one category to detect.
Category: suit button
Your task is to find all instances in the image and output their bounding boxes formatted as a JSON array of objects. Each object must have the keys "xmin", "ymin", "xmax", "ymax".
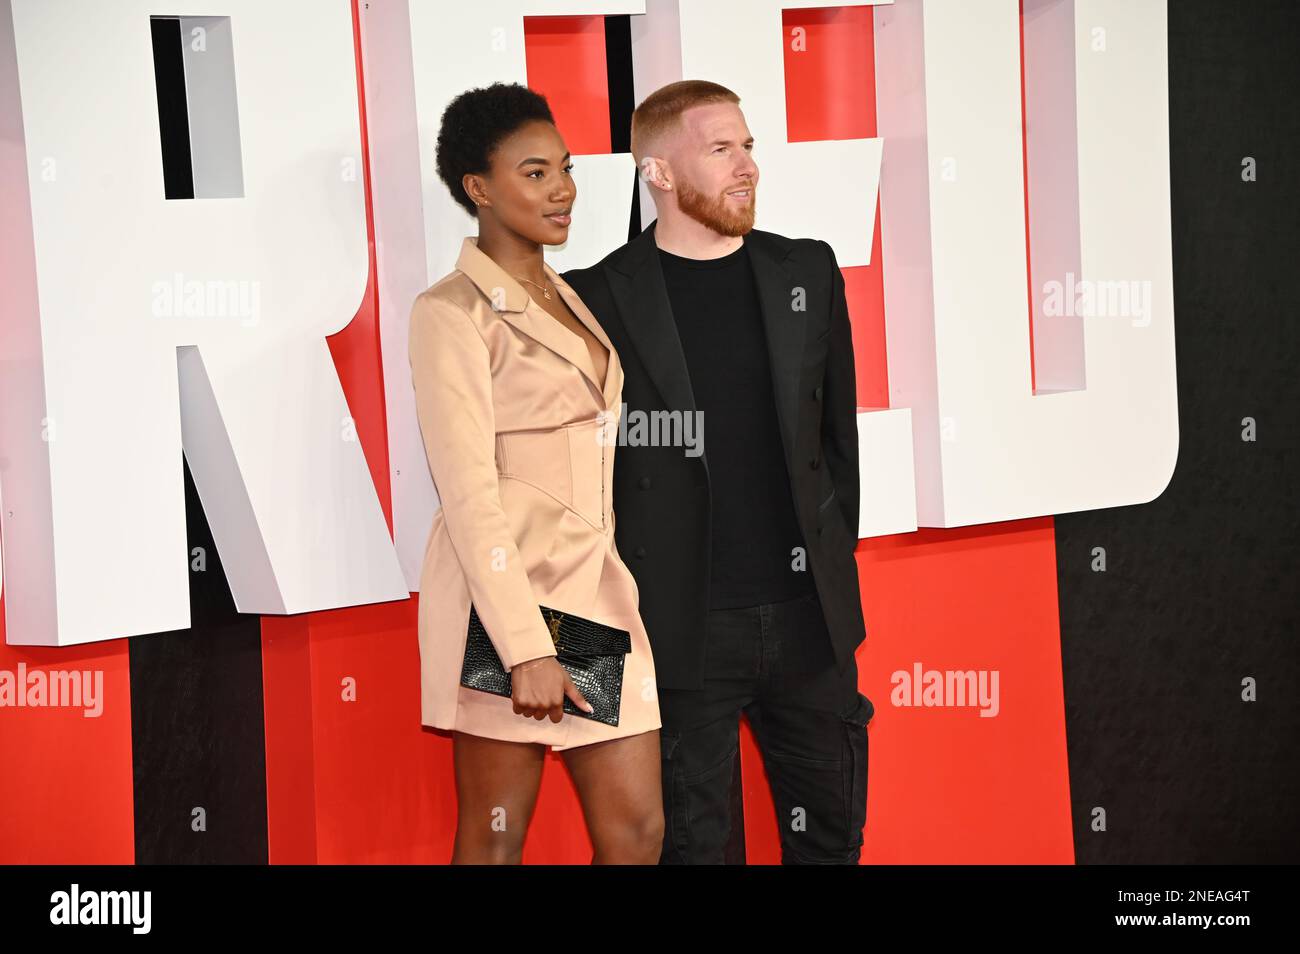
[
  {"xmin": 639, "ymin": 476, "xmax": 652, "ymax": 490},
  {"xmin": 634, "ymin": 545, "xmax": 647, "ymax": 558},
  {"xmin": 809, "ymin": 457, "xmax": 820, "ymax": 470},
  {"xmin": 813, "ymin": 385, "xmax": 823, "ymax": 401}
]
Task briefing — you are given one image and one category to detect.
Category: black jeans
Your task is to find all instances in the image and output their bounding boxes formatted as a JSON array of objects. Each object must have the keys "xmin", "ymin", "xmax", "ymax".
[{"xmin": 657, "ymin": 591, "xmax": 873, "ymax": 864}]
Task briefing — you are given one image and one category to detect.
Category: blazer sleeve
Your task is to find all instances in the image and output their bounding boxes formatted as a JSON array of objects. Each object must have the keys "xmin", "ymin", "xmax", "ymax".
[
  {"xmin": 819, "ymin": 240, "xmax": 861, "ymax": 542},
  {"xmin": 408, "ymin": 291, "xmax": 558, "ymax": 671}
]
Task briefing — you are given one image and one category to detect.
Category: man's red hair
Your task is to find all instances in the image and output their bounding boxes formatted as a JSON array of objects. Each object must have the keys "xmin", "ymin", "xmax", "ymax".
[{"xmin": 630, "ymin": 79, "xmax": 741, "ymax": 164}]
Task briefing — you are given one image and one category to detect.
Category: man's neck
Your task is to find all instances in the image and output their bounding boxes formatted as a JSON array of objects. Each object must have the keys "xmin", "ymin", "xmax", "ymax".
[{"xmin": 651, "ymin": 212, "xmax": 744, "ymax": 260}]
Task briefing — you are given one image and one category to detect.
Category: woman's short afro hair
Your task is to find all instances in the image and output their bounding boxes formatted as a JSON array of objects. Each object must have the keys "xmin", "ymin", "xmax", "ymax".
[{"xmin": 436, "ymin": 82, "xmax": 556, "ymax": 217}]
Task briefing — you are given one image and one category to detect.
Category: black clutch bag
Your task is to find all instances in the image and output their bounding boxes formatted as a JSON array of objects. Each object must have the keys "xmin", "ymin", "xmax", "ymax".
[{"xmin": 460, "ymin": 604, "xmax": 632, "ymax": 727}]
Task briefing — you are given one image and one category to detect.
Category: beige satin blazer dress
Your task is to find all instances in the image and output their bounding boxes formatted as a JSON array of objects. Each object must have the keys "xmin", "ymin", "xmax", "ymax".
[{"xmin": 408, "ymin": 236, "xmax": 661, "ymax": 751}]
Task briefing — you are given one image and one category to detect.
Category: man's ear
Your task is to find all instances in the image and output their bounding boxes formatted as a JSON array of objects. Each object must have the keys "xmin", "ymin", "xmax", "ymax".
[{"xmin": 638, "ymin": 157, "xmax": 672, "ymax": 191}]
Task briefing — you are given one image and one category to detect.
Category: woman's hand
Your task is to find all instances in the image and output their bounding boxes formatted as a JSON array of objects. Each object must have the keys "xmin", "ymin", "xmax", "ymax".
[{"xmin": 511, "ymin": 657, "xmax": 593, "ymax": 722}]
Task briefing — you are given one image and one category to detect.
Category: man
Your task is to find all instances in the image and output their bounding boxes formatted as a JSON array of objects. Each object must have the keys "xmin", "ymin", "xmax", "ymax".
[{"xmin": 562, "ymin": 79, "xmax": 873, "ymax": 864}]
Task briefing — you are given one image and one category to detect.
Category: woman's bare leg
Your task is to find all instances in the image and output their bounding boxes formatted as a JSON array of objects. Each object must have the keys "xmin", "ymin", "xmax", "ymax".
[
  {"xmin": 560, "ymin": 729, "xmax": 664, "ymax": 864},
  {"xmin": 451, "ymin": 730, "xmax": 547, "ymax": 864}
]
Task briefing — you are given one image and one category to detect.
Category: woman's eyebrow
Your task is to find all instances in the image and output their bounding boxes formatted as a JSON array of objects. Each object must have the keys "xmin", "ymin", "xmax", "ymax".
[{"xmin": 515, "ymin": 152, "xmax": 572, "ymax": 168}]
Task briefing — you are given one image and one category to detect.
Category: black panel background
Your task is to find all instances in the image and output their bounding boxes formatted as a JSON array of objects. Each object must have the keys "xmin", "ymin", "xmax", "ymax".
[
  {"xmin": 1057, "ymin": 0, "xmax": 1299, "ymax": 862},
  {"xmin": 128, "ymin": 459, "xmax": 268, "ymax": 864},
  {"xmin": 149, "ymin": 17, "xmax": 194, "ymax": 201}
]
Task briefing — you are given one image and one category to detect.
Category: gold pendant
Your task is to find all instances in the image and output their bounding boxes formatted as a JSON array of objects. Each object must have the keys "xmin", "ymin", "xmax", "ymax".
[{"xmin": 543, "ymin": 288, "xmax": 552, "ymax": 300}]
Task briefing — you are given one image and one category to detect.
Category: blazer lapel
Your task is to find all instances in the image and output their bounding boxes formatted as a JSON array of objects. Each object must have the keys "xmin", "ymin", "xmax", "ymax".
[
  {"xmin": 744, "ymin": 229, "xmax": 805, "ymax": 476},
  {"xmin": 603, "ymin": 221, "xmax": 805, "ymax": 480},
  {"xmin": 603, "ymin": 221, "xmax": 709, "ymax": 477},
  {"xmin": 548, "ymin": 265, "xmax": 621, "ymax": 410},
  {"xmin": 454, "ymin": 236, "xmax": 611, "ymax": 406}
]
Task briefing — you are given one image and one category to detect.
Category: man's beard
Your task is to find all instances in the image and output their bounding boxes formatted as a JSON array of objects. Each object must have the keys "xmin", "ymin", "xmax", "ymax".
[{"xmin": 675, "ymin": 176, "xmax": 756, "ymax": 237}]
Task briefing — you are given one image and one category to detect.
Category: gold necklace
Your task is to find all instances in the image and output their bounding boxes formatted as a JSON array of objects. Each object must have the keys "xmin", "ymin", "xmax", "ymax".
[{"xmin": 512, "ymin": 274, "xmax": 552, "ymax": 301}]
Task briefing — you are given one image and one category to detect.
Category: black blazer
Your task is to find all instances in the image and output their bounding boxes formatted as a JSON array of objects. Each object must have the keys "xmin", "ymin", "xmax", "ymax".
[{"xmin": 562, "ymin": 220, "xmax": 866, "ymax": 690}]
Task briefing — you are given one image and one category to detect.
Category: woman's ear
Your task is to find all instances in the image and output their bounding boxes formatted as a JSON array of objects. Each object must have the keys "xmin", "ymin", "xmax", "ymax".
[{"xmin": 462, "ymin": 173, "xmax": 490, "ymax": 208}]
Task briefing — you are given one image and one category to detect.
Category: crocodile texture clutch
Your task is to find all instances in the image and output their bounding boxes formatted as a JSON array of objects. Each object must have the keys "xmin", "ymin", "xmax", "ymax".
[{"xmin": 460, "ymin": 604, "xmax": 632, "ymax": 726}]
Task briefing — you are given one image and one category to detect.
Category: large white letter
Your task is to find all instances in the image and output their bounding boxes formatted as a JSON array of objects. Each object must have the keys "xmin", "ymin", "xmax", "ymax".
[
  {"xmin": 875, "ymin": 0, "xmax": 1178, "ymax": 528},
  {"xmin": 0, "ymin": 0, "xmax": 407, "ymax": 647}
]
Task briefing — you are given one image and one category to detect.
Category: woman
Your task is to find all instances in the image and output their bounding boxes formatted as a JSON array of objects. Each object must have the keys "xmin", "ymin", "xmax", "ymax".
[{"xmin": 408, "ymin": 83, "xmax": 663, "ymax": 864}]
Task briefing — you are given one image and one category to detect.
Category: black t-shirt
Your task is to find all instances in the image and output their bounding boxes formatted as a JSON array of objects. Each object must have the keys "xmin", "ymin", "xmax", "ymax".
[{"xmin": 657, "ymin": 242, "xmax": 815, "ymax": 608}]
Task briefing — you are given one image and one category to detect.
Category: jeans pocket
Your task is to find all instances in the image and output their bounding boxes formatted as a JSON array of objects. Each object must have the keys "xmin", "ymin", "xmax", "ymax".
[
  {"xmin": 839, "ymin": 692, "xmax": 872, "ymax": 858},
  {"xmin": 659, "ymin": 730, "xmax": 689, "ymax": 863}
]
